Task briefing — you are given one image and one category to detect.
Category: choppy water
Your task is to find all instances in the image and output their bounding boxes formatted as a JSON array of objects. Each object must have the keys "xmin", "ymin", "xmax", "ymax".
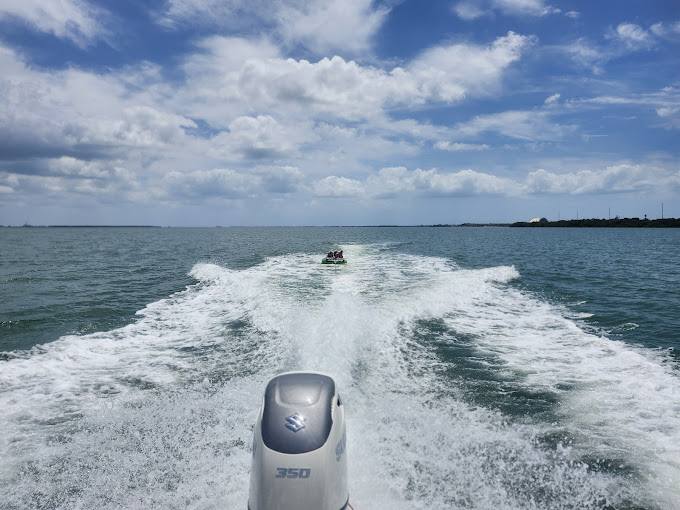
[{"xmin": 1, "ymin": 227, "xmax": 679, "ymax": 509}]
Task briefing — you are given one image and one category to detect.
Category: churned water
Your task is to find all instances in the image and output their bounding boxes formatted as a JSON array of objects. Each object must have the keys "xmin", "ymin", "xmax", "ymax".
[{"xmin": 1, "ymin": 227, "xmax": 679, "ymax": 509}]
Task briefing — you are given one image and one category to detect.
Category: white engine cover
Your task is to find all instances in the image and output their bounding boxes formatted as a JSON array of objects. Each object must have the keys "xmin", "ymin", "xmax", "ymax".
[{"xmin": 248, "ymin": 372, "xmax": 349, "ymax": 510}]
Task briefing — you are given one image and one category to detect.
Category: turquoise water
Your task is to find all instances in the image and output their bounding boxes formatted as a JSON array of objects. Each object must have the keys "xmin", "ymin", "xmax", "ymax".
[{"xmin": 1, "ymin": 227, "xmax": 679, "ymax": 509}]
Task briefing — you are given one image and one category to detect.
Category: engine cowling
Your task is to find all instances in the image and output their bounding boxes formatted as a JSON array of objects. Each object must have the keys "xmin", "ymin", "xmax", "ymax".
[{"xmin": 248, "ymin": 372, "xmax": 349, "ymax": 510}]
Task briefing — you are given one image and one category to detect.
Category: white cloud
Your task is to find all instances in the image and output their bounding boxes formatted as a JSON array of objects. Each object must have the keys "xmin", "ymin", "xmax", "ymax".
[
  {"xmin": 313, "ymin": 167, "xmax": 522, "ymax": 199},
  {"xmin": 0, "ymin": 0, "xmax": 106, "ymax": 45},
  {"xmin": 408, "ymin": 31, "xmax": 534, "ymax": 102},
  {"xmin": 186, "ymin": 36, "xmax": 281, "ymax": 77},
  {"xmin": 570, "ymin": 86, "xmax": 680, "ymax": 129},
  {"xmin": 210, "ymin": 115, "xmax": 306, "ymax": 160},
  {"xmin": 178, "ymin": 32, "xmax": 534, "ymax": 125},
  {"xmin": 452, "ymin": 1, "xmax": 488, "ymax": 20},
  {"xmin": 650, "ymin": 21, "xmax": 680, "ymax": 39},
  {"xmin": 410, "ymin": 168, "xmax": 522, "ymax": 196},
  {"xmin": 493, "ymin": 0, "xmax": 559, "ymax": 16},
  {"xmin": 656, "ymin": 106, "xmax": 679, "ymax": 118},
  {"xmin": 452, "ymin": 0, "xmax": 559, "ymax": 20},
  {"xmin": 544, "ymin": 93, "xmax": 560, "ymax": 105},
  {"xmin": 455, "ymin": 110, "xmax": 576, "ymax": 141},
  {"xmin": 159, "ymin": 0, "xmax": 389, "ymax": 56},
  {"xmin": 611, "ymin": 23, "xmax": 654, "ymax": 50},
  {"xmin": 563, "ymin": 20, "xmax": 671, "ymax": 74},
  {"xmin": 312, "ymin": 175, "xmax": 364, "ymax": 197},
  {"xmin": 1, "ymin": 33, "xmax": 536, "ymax": 209},
  {"xmin": 163, "ymin": 168, "xmax": 261, "ymax": 199},
  {"xmin": 310, "ymin": 162, "xmax": 680, "ymax": 201},
  {"xmin": 366, "ymin": 166, "xmax": 416, "ymax": 196},
  {"xmin": 562, "ymin": 38, "xmax": 608, "ymax": 74},
  {"xmin": 0, "ymin": 159, "xmax": 143, "ymax": 202},
  {"xmin": 112, "ymin": 107, "xmax": 197, "ymax": 147},
  {"xmin": 434, "ymin": 141, "xmax": 490, "ymax": 151},
  {"xmin": 656, "ymin": 106, "xmax": 680, "ymax": 129},
  {"xmin": 275, "ymin": 0, "xmax": 389, "ymax": 55},
  {"xmin": 48, "ymin": 157, "xmax": 110, "ymax": 178},
  {"xmin": 524, "ymin": 164, "xmax": 678, "ymax": 195},
  {"xmin": 0, "ymin": 43, "xmax": 205, "ymax": 163},
  {"xmin": 254, "ymin": 166, "xmax": 303, "ymax": 193}
]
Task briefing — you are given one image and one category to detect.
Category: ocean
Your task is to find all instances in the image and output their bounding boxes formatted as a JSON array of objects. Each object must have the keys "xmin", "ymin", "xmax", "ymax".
[{"xmin": 1, "ymin": 226, "xmax": 679, "ymax": 509}]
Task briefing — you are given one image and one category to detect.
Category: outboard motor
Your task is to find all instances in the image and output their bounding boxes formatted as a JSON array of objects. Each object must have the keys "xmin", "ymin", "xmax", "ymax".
[{"xmin": 248, "ymin": 372, "xmax": 349, "ymax": 510}]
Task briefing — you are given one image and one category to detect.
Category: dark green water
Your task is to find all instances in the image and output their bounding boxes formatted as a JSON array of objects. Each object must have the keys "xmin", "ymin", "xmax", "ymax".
[{"xmin": 1, "ymin": 227, "xmax": 679, "ymax": 509}]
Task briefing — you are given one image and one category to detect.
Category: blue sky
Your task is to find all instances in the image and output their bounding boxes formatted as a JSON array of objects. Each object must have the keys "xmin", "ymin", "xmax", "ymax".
[{"xmin": 0, "ymin": 0, "xmax": 678, "ymax": 226}]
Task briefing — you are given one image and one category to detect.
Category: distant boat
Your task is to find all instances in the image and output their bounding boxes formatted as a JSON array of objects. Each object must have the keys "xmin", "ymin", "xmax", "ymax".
[
  {"xmin": 322, "ymin": 257, "xmax": 347, "ymax": 264},
  {"xmin": 323, "ymin": 250, "xmax": 346, "ymax": 264}
]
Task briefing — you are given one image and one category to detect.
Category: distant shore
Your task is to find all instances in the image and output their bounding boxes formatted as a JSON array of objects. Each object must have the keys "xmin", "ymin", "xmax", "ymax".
[
  {"xmin": 3, "ymin": 225, "xmax": 163, "ymax": 228},
  {"xmin": 510, "ymin": 218, "xmax": 680, "ymax": 228},
  {"xmin": 3, "ymin": 219, "xmax": 679, "ymax": 228}
]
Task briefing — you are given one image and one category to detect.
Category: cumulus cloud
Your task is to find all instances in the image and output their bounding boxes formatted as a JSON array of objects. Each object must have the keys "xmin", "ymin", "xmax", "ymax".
[
  {"xmin": 524, "ymin": 164, "xmax": 678, "ymax": 195},
  {"xmin": 310, "ymin": 163, "xmax": 680, "ymax": 201},
  {"xmin": 112, "ymin": 107, "xmax": 197, "ymax": 147},
  {"xmin": 254, "ymin": 166, "xmax": 303, "ymax": 193},
  {"xmin": 408, "ymin": 31, "xmax": 534, "ymax": 102},
  {"xmin": 48, "ymin": 157, "xmax": 110, "ymax": 179},
  {"xmin": 275, "ymin": 0, "xmax": 389, "ymax": 55},
  {"xmin": 163, "ymin": 168, "xmax": 261, "ymax": 199},
  {"xmin": 0, "ymin": 43, "xmax": 205, "ymax": 168},
  {"xmin": 312, "ymin": 167, "xmax": 522, "ymax": 199},
  {"xmin": 0, "ymin": 0, "xmax": 107, "ymax": 45},
  {"xmin": 180, "ymin": 32, "xmax": 534, "ymax": 125},
  {"xmin": 0, "ymin": 159, "xmax": 142, "ymax": 202},
  {"xmin": 158, "ymin": 0, "xmax": 388, "ymax": 56},
  {"xmin": 210, "ymin": 115, "xmax": 304, "ymax": 160},
  {"xmin": 161, "ymin": 165, "xmax": 303, "ymax": 199},
  {"xmin": 312, "ymin": 175, "xmax": 364, "ymax": 197},
  {"xmin": 0, "ymin": 29, "xmax": 537, "ymax": 210}
]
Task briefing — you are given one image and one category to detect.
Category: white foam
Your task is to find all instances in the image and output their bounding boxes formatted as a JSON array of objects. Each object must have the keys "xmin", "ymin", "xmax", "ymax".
[
  {"xmin": 1, "ymin": 245, "xmax": 677, "ymax": 508},
  {"xmin": 439, "ymin": 281, "xmax": 680, "ymax": 507}
]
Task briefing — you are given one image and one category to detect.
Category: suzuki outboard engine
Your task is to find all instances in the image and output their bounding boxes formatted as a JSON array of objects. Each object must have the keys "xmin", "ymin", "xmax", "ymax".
[{"xmin": 248, "ymin": 372, "xmax": 349, "ymax": 510}]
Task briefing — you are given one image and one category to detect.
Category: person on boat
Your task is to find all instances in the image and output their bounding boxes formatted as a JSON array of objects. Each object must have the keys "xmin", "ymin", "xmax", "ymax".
[
  {"xmin": 327, "ymin": 251, "xmax": 334, "ymax": 258},
  {"xmin": 338, "ymin": 250, "xmax": 343, "ymax": 259},
  {"xmin": 334, "ymin": 251, "xmax": 340, "ymax": 258}
]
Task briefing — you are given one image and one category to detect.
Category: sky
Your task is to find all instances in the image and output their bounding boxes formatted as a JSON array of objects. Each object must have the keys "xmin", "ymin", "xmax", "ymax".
[{"xmin": 0, "ymin": 0, "xmax": 679, "ymax": 226}]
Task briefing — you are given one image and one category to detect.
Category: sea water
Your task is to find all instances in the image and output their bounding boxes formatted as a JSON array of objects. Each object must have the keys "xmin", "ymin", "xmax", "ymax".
[{"xmin": 1, "ymin": 227, "xmax": 679, "ymax": 509}]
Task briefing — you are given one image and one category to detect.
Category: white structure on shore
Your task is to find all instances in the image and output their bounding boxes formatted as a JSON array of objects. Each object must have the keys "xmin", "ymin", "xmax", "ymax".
[{"xmin": 529, "ymin": 217, "xmax": 548, "ymax": 223}]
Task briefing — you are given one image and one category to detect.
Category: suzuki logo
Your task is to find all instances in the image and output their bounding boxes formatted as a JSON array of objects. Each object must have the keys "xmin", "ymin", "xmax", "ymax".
[{"xmin": 285, "ymin": 413, "xmax": 306, "ymax": 432}]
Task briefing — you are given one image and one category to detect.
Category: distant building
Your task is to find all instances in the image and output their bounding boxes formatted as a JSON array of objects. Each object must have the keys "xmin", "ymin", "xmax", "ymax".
[{"xmin": 529, "ymin": 217, "xmax": 548, "ymax": 223}]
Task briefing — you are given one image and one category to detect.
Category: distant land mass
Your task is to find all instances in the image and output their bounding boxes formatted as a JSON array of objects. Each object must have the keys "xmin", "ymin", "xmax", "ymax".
[
  {"xmin": 4, "ymin": 220, "xmax": 678, "ymax": 228},
  {"xmin": 5, "ymin": 225, "xmax": 163, "ymax": 228},
  {"xmin": 511, "ymin": 218, "xmax": 680, "ymax": 228}
]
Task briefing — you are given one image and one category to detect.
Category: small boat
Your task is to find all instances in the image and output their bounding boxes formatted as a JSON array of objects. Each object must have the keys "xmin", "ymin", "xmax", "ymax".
[{"xmin": 322, "ymin": 257, "xmax": 347, "ymax": 264}]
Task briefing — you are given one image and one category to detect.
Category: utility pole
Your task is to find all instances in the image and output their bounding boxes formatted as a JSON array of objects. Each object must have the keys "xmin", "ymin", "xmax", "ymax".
[{"xmin": 662, "ymin": 202, "xmax": 664, "ymax": 219}]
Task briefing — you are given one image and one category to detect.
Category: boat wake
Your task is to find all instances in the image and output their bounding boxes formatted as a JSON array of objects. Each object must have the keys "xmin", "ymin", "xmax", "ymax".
[{"xmin": 1, "ymin": 244, "xmax": 678, "ymax": 509}]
